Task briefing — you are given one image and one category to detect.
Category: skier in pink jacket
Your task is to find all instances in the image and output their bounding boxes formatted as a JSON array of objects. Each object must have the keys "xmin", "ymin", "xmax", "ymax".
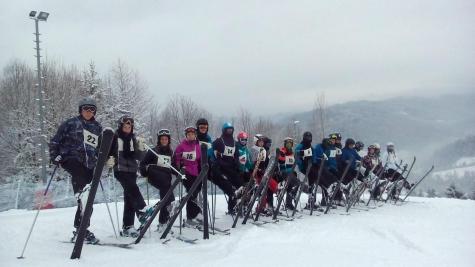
[{"xmin": 173, "ymin": 126, "xmax": 202, "ymax": 224}]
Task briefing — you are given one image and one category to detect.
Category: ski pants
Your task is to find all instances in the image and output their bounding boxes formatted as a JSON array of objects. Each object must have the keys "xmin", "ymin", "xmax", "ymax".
[
  {"xmin": 385, "ymin": 169, "xmax": 402, "ymax": 181},
  {"xmin": 115, "ymin": 171, "xmax": 147, "ymax": 228},
  {"xmin": 147, "ymin": 169, "xmax": 175, "ymax": 224},
  {"xmin": 209, "ymin": 163, "xmax": 239, "ymax": 196},
  {"xmin": 182, "ymin": 174, "xmax": 202, "ymax": 219},
  {"xmin": 62, "ymin": 159, "xmax": 94, "ymax": 229}
]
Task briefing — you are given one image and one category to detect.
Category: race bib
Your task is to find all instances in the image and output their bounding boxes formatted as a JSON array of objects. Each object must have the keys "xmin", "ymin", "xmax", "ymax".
[
  {"xmin": 336, "ymin": 148, "xmax": 342, "ymax": 155},
  {"xmin": 199, "ymin": 141, "xmax": 212, "ymax": 149},
  {"xmin": 303, "ymin": 148, "xmax": 312, "ymax": 157},
  {"xmin": 157, "ymin": 155, "xmax": 171, "ymax": 168},
  {"xmin": 182, "ymin": 151, "xmax": 196, "ymax": 161},
  {"xmin": 83, "ymin": 129, "xmax": 99, "ymax": 148},
  {"xmin": 239, "ymin": 154, "xmax": 247, "ymax": 165},
  {"xmin": 285, "ymin": 155, "xmax": 295, "ymax": 165},
  {"xmin": 329, "ymin": 150, "xmax": 337, "ymax": 158},
  {"xmin": 223, "ymin": 145, "xmax": 235, "ymax": 157}
]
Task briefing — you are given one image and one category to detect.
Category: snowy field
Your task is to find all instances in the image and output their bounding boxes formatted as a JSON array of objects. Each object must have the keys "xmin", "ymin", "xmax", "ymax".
[{"xmin": 1, "ymin": 196, "xmax": 474, "ymax": 267}]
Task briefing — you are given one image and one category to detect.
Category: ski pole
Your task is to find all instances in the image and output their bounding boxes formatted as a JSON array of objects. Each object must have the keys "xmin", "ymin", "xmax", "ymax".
[
  {"xmin": 179, "ymin": 181, "xmax": 183, "ymax": 235},
  {"xmin": 143, "ymin": 143, "xmax": 187, "ymax": 181},
  {"xmin": 17, "ymin": 165, "xmax": 58, "ymax": 259},
  {"xmin": 99, "ymin": 179, "xmax": 118, "ymax": 239},
  {"xmin": 112, "ymin": 171, "xmax": 120, "ymax": 235}
]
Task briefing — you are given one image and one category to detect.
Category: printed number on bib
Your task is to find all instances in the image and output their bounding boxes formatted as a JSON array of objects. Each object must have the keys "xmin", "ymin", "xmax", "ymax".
[
  {"xmin": 83, "ymin": 129, "xmax": 98, "ymax": 148},
  {"xmin": 239, "ymin": 155, "xmax": 247, "ymax": 165},
  {"xmin": 157, "ymin": 155, "xmax": 171, "ymax": 168},
  {"xmin": 223, "ymin": 145, "xmax": 235, "ymax": 157},
  {"xmin": 303, "ymin": 148, "xmax": 312, "ymax": 157},
  {"xmin": 182, "ymin": 151, "xmax": 196, "ymax": 161},
  {"xmin": 329, "ymin": 150, "xmax": 337, "ymax": 158},
  {"xmin": 285, "ymin": 156, "xmax": 295, "ymax": 165}
]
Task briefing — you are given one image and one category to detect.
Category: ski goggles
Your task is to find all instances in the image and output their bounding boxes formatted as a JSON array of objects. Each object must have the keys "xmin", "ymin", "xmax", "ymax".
[
  {"xmin": 158, "ymin": 129, "xmax": 170, "ymax": 136},
  {"xmin": 198, "ymin": 125, "xmax": 208, "ymax": 130},
  {"xmin": 82, "ymin": 105, "xmax": 96, "ymax": 113},
  {"xmin": 184, "ymin": 127, "xmax": 196, "ymax": 134},
  {"xmin": 120, "ymin": 117, "xmax": 134, "ymax": 125}
]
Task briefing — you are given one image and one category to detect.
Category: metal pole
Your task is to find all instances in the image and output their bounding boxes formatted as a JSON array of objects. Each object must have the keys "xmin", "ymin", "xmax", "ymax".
[
  {"xmin": 17, "ymin": 166, "xmax": 57, "ymax": 259},
  {"xmin": 34, "ymin": 18, "xmax": 47, "ymax": 184}
]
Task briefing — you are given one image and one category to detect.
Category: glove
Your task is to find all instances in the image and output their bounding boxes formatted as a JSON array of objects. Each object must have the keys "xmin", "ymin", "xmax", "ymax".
[
  {"xmin": 322, "ymin": 153, "xmax": 328, "ymax": 160},
  {"xmin": 106, "ymin": 156, "xmax": 115, "ymax": 169},
  {"xmin": 53, "ymin": 155, "xmax": 62, "ymax": 165},
  {"xmin": 136, "ymin": 137, "xmax": 146, "ymax": 152}
]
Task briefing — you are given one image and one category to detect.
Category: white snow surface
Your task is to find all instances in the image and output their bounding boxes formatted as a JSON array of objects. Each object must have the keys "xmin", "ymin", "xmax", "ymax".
[{"xmin": 1, "ymin": 196, "xmax": 474, "ymax": 267}]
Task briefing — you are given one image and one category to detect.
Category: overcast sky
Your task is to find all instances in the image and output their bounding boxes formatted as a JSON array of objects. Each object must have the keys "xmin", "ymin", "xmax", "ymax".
[{"xmin": 1, "ymin": 0, "xmax": 474, "ymax": 115}]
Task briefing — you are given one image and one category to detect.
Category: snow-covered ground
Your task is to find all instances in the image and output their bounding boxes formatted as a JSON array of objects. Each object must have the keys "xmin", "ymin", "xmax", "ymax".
[{"xmin": 1, "ymin": 196, "xmax": 474, "ymax": 267}]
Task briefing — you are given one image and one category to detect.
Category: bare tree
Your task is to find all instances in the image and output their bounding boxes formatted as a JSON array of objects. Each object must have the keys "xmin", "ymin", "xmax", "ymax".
[
  {"xmin": 158, "ymin": 94, "xmax": 211, "ymax": 145},
  {"xmin": 236, "ymin": 106, "xmax": 253, "ymax": 134},
  {"xmin": 312, "ymin": 92, "xmax": 327, "ymax": 140}
]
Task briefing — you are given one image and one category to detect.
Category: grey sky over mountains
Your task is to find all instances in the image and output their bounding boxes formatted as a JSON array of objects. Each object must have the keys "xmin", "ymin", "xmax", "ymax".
[{"xmin": 1, "ymin": 0, "xmax": 474, "ymax": 115}]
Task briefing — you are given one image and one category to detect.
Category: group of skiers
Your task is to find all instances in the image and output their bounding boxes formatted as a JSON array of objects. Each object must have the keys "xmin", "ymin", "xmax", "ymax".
[{"xmin": 49, "ymin": 97, "xmax": 412, "ymax": 244}]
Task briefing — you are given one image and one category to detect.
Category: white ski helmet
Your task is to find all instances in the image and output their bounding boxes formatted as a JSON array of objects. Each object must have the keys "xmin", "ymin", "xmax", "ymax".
[
  {"xmin": 386, "ymin": 142, "xmax": 395, "ymax": 147},
  {"xmin": 373, "ymin": 143, "xmax": 381, "ymax": 150}
]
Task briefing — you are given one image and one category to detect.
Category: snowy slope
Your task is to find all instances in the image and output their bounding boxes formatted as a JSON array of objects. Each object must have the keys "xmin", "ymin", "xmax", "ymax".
[{"xmin": 1, "ymin": 196, "xmax": 474, "ymax": 267}]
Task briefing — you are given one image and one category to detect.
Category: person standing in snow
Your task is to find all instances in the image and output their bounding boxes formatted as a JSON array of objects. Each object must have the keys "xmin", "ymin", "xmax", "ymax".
[
  {"xmin": 312, "ymin": 138, "xmax": 339, "ymax": 206},
  {"xmin": 236, "ymin": 131, "xmax": 253, "ymax": 185},
  {"xmin": 139, "ymin": 129, "xmax": 176, "ymax": 232},
  {"xmin": 197, "ymin": 118, "xmax": 237, "ymax": 213},
  {"xmin": 276, "ymin": 137, "xmax": 299, "ymax": 210},
  {"xmin": 211, "ymin": 122, "xmax": 242, "ymax": 214},
  {"xmin": 49, "ymin": 97, "xmax": 102, "ymax": 244},
  {"xmin": 173, "ymin": 126, "xmax": 202, "ymax": 225},
  {"xmin": 382, "ymin": 142, "xmax": 404, "ymax": 181},
  {"xmin": 106, "ymin": 115, "xmax": 150, "ymax": 237}
]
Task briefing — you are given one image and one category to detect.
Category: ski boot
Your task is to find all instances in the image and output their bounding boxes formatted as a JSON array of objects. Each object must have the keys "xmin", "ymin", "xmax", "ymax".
[
  {"xmin": 71, "ymin": 229, "xmax": 99, "ymax": 244},
  {"xmin": 121, "ymin": 226, "xmax": 139, "ymax": 238},
  {"xmin": 138, "ymin": 205, "xmax": 155, "ymax": 224}
]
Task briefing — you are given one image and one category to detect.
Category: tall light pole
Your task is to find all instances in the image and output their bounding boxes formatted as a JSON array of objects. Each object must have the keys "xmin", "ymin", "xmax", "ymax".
[
  {"xmin": 293, "ymin": 120, "xmax": 300, "ymax": 141},
  {"xmin": 29, "ymin": 11, "xmax": 50, "ymax": 183}
]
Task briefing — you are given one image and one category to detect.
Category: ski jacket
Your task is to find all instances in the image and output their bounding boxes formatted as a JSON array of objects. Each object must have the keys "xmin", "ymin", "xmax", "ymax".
[
  {"xmin": 212, "ymin": 135, "xmax": 239, "ymax": 170},
  {"xmin": 250, "ymin": 145, "xmax": 267, "ymax": 172},
  {"xmin": 108, "ymin": 132, "xmax": 144, "ymax": 173},
  {"xmin": 140, "ymin": 145, "xmax": 173, "ymax": 179},
  {"xmin": 50, "ymin": 115, "xmax": 102, "ymax": 169},
  {"xmin": 277, "ymin": 147, "xmax": 295, "ymax": 174},
  {"xmin": 295, "ymin": 142, "xmax": 314, "ymax": 173},
  {"xmin": 340, "ymin": 147, "xmax": 361, "ymax": 170},
  {"xmin": 198, "ymin": 133, "xmax": 215, "ymax": 162},
  {"xmin": 174, "ymin": 139, "xmax": 202, "ymax": 177},
  {"xmin": 313, "ymin": 143, "xmax": 337, "ymax": 171},
  {"xmin": 382, "ymin": 151, "xmax": 401, "ymax": 171},
  {"xmin": 237, "ymin": 142, "xmax": 253, "ymax": 173}
]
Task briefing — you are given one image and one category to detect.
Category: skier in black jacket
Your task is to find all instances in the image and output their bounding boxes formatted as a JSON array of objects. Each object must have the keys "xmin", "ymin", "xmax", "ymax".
[
  {"xmin": 49, "ymin": 97, "xmax": 102, "ymax": 244},
  {"xmin": 139, "ymin": 129, "xmax": 176, "ymax": 231},
  {"xmin": 107, "ymin": 115, "xmax": 150, "ymax": 237},
  {"xmin": 211, "ymin": 122, "xmax": 242, "ymax": 214}
]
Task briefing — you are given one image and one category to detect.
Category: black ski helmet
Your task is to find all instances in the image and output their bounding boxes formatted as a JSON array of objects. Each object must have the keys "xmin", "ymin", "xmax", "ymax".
[
  {"xmin": 302, "ymin": 131, "xmax": 312, "ymax": 143},
  {"xmin": 355, "ymin": 141, "xmax": 364, "ymax": 151},
  {"xmin": 345, "ymin": 138, "xmax": 356, "ymax": 147},
  {"xmin": 78, "ymin": 97, "xmax": 97, "ymax": 114},
  {"xmin": 196, "ymin": 118, "xmax": 208, "ymax": 128}
]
